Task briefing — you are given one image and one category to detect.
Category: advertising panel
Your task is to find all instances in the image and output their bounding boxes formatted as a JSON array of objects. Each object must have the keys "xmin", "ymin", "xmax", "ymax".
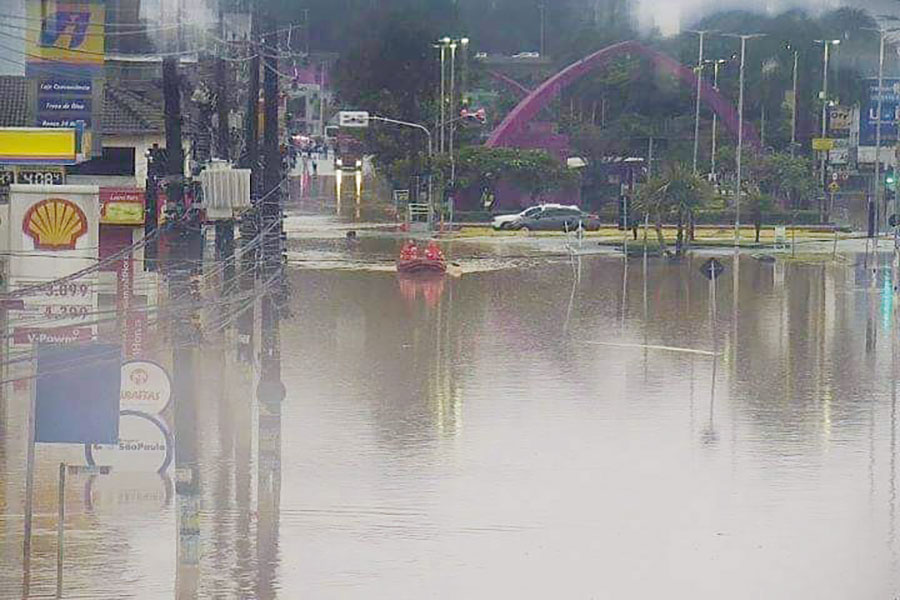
[
  {"xmin": 25, "ymin": 0, "xmax": 104, "ymax": 157},
  {"xmin": 828, "ymin": 106, "xmax": 852, "ymax": 133},
  {"xmin": 100, "ymin": 187, "xmax": 145, "ymax": 225},
  {"xmin": 25, "ymin": 0, "xmax": 105, "ymax": 76},
  {"xmin": 6, "ymin": 184, "xmax": 100, "ymax": 345},
  {"xmin": 860, "ymin": 78, "xmax": 900, "ymax": 146},
  {"xmin": 0, "ymin": 128, "xmax": 76, "ymax": 165},
  {"xmin": 34, "ymin": 343, "xmax": 120, "ymax": 444}
]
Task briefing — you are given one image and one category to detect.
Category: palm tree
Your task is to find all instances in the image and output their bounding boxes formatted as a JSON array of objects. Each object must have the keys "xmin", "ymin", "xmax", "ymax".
[{"xmin": 635, "ymin": 163, "xmax": 713, "ymax": 256}]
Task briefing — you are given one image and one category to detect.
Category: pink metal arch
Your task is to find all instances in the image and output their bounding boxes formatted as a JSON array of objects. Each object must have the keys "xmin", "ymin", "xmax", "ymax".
[
  {"xmin": 486, "ymin": 40, "xmax": 761, "ymax": 150},
  {"xmin": 485, "ymin": 70, "xmax": 532, "ymax": 98}
]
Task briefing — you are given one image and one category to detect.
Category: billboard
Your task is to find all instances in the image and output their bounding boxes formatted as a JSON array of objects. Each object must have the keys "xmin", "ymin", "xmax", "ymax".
[
  {"xmin": 0, "ymin": 128, "xmax": 76, "ymax": 165},
  {"xmin": 34, "ymin": 343, "xmax": 121, "ymax": 444},
  {"xmin": 6, "ymin": 184, "xmax": 100, "ymax": 345},
  {"xmin": 25, "ymin": 0, "xmax": 105, "ymax": 77},
  {"xmin": 25, "ymin": 0, "xmax": 104, "ymax": 157},
  {"xmin": 100, "ymin": 187, "xmax": 145, "ymax": 225},
  {"xmin": 861, "ymin": 78, "xmax": 900, "ymax": 146}
]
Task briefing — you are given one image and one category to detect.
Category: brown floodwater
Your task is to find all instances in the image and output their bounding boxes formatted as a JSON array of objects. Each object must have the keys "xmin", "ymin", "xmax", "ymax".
[{"xmin": 2, "ymin": 232, "xmax": 900, "ymax": 599}]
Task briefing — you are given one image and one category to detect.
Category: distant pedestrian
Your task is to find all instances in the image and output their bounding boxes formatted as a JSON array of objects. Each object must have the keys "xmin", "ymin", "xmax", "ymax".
[{"xmin": 312, "ymin": 161, "xmax": 318, "ymax": 176}]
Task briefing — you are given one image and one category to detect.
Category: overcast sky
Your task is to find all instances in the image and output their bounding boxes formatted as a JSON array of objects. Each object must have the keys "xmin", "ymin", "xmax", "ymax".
[{"xmin": 636, "ymin": 0, "xmax": 857, "ymax": 35}]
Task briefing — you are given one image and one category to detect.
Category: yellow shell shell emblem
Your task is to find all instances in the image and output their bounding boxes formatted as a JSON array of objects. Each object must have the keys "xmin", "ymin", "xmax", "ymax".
[{"xmin": 23, "ymin": 198, "xmax": 88, "ymax": 250}]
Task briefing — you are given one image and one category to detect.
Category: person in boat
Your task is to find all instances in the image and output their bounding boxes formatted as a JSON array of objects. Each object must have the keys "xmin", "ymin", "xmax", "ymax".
[
  {"xmin": 424, "ymin": 240, "xmax": 445, "ymax": 262},
  {"xmin": 399, "ymin": 240, "xmax": 420, "ymax": 261}
]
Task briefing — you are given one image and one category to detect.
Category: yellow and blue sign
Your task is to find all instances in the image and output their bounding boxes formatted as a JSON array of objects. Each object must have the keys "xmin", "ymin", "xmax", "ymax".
[
  {"xmin": 25, "ymin": 0, "xmax": 105, "ymax": 77},
  {"xmin": 0, "ymin": 128, "xmax": 77, "ymax": 164}
]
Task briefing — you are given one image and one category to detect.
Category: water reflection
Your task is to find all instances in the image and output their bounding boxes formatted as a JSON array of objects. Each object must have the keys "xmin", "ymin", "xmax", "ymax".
[{"xmin": 3, "ymin": 250, "xmax": 900, "ymax": 597}]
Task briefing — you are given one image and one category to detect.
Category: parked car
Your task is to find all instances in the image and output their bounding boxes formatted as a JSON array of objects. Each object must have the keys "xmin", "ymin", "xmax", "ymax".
[
  {"xmin": 512, "ymin": 51, "xmax": 540, "ymax": 59},
  {"xmin": 474, "ymin": 52, "xmax": 488, "ymax": 59},
  {"xmin": 492, "ymin": 204, "xmax": 566, "ymax": 230},
  {"xmin": 508, "ymin": 206, "xmax": 600, "ymax": 232}
]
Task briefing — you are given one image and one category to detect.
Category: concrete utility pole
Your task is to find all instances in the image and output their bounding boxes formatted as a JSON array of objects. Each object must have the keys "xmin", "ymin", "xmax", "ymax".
[
  {"xmin": 164, "ymin": 56, "xmax": 202, "ymax": 594},
  {"xmin": 214, "ymin": 6, "xmax": 235, "ymax": 290},
  {"xmin": 261, "ymin": 9, "xmax": 285, "ymax": 392},
  {"xmin": 238, "ymin": 1, "xmax": 261, "ymax": 363},
  {"xmin": 257, "ymin": 18, "xmax": 286, "ymax": 579}
]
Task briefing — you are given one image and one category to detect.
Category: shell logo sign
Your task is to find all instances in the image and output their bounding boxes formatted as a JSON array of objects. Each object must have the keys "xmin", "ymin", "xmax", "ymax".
[{"xmin": 22, "ymin": 197, "xmax": 88, "ymax": 250}]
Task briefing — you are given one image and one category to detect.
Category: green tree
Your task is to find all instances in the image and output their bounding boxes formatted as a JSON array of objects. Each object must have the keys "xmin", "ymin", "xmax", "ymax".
[
  {"xmin": 436, "ymin": 146, "xmax": 576, "ymax": 203},
  {"xmin": 750, "ymin": 152, "xmax": 818, "ymax": 210}
]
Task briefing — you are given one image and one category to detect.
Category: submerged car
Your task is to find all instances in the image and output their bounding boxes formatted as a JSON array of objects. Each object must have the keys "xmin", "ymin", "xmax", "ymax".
[{"xmin": 508, "ymin": 206, "xmax": 600, "ymax": 232}]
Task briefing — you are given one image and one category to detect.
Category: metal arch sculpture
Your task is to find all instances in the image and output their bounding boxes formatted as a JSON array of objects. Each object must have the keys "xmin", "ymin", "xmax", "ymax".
[
  {"xmin": 485, "ymin": 70, "xmax": 532, "ymax": 98},
  {"xmin": 486, "ymin": 40, "xmax": 761, "ymax": 150}
]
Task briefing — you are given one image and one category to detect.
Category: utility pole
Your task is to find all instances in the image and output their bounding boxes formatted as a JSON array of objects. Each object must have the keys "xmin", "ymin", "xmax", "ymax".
[
  {"xmin": 238, "ymin": 1, "xmax": 261, "ymax": 363},
  {"xmin": 215, "ymin": 7, "xmax": 235, "ymax": 289},
  {"xmin": 257, "ymin": 15, "xmax": 286, "ymax": 566},
  {"xmin": 164, "ymin": 55, "xmax": 202, "ymax": 593}
]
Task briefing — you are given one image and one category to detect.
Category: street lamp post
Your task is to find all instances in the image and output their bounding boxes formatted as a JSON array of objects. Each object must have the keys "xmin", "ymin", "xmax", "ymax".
[
  {"xmin": 704, "ymin": 57, "xmax": 730, "ymax": 178},
  {"xmin": 786, "ymin": 44, "xmax": 799, "ymax": 156},
  {"xmin": 725, "ymin": 33, "xmax": 766, "ymax": 245},
  {"xmin": 369, "ymin": 114, "xmax": 434, "ymax": 224},
  {"xmin": 438, "ymin": 38, "xmax": 449, "ymax": 153},
  {"xmin": 449, "ymin": 40, "xmax": 458, "ymax": 160},
  {"xmin": 814, "ymin": 38, "xmax": 840, "ymax": 219},
  {"xmin": 689, "ymin": 30, "xmax": 713, "ymax": 175}
]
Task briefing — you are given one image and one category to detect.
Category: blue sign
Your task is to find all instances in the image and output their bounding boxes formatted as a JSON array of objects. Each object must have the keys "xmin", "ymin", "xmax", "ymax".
[
  {"xmin": 36, "ymin": 117, "xmax": 91, "ymax": 128},
  {"xmin": 861, "ymin": 78, "xmax": 900, "ymax": 145},
  {"xmin": 34, "ymin": 344, "xmax": 121, "ymax": 444},
  {"xmin": 39, "ymin": 98, "xmax": 91, "ymax": 113},
  {"xmin": 39, "ymin": 80, "xmax": 92, "ymax": 96}
]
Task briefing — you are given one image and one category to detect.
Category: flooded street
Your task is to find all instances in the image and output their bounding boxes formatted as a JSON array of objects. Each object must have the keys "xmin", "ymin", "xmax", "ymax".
[{"xmin": 3, "ymin": 227, "xmax": 900, "ymax": 598}]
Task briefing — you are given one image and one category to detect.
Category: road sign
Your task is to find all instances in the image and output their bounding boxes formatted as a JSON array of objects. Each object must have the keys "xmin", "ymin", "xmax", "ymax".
[
  {"xmin": 393, "ymin": 189, "xmax": 410, "ymax": 203},
  {"xmin": 35, "ymin": 343, "xmax": 121, "ymax": 444},
  {"xmin": 812, "ymin": 138, "xmax": 835, "ymax": 151},
  {"xmin": 338, "ymin": 111, "xmax": 370, "ymax": 128},
  {"xmin": 700, "ymin": 258, "xmax": 725, "ymax": 281},
  {"xmin": 829, "ymin": 182, "xmax": 840, "ymax": 193}
]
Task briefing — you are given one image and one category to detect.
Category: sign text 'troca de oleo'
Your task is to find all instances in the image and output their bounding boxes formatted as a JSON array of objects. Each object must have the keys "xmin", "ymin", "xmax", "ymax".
[{"xmin": 7, "ymin": 184, "xmax": 100, "ymax": 345}]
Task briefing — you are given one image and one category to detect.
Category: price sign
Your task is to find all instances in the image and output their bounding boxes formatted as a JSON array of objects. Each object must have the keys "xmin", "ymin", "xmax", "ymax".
[
  {"xmin": 16, "ymin": 167, "xmax": 65, "ymax": 186},
  {"xmin": 0, "ymin": 167, "xmax": 12, "ymax": 203}
]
